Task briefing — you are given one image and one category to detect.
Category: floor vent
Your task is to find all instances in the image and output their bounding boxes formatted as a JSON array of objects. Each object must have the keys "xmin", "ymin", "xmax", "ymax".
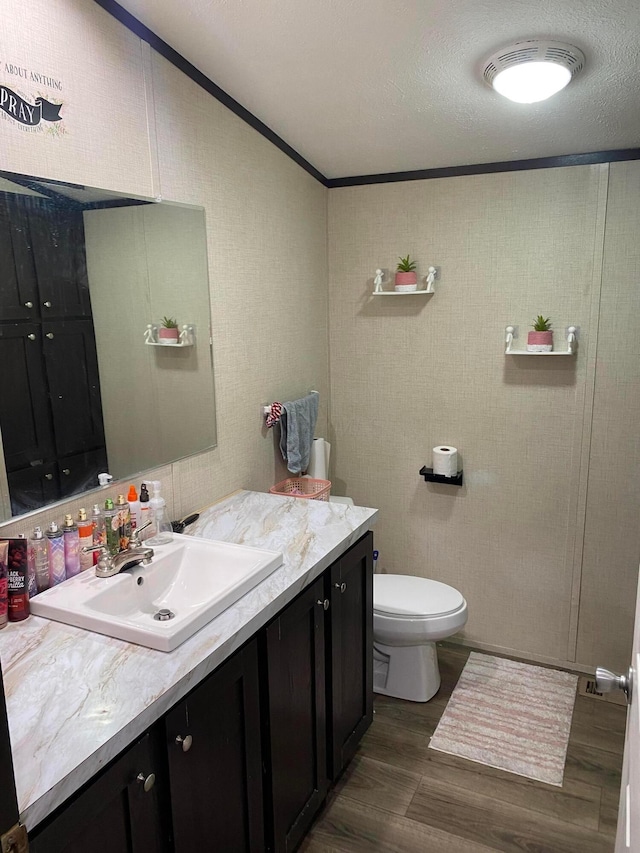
[{"xmin": 578, "ymin": 676, "xmax": 627, "ymax": 706}]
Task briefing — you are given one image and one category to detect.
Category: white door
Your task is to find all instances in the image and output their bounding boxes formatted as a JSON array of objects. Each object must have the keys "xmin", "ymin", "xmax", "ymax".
[{"xmin": 607, "ymin": 570, "xmax": 640, "ymax": 852}]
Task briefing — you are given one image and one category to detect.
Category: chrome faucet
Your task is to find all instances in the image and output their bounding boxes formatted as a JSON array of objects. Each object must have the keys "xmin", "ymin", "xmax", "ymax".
[{"xmin": 83, "ymin": 521, "xmax": 155, "ymax": 579}]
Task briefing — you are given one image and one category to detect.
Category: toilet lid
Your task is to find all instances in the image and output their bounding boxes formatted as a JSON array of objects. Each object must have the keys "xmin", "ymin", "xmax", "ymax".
[{"xmin": 374, "ymin": 575, "xmax": 465, "ymax": 618}]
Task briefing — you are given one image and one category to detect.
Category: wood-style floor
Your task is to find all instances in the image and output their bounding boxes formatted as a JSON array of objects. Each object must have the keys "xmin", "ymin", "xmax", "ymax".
[{"xmin": 300, "ymin": 644, "xmax": 626, "ymax": 853}]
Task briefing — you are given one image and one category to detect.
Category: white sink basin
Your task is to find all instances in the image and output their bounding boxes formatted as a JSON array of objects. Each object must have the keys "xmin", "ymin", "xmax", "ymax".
[{"xmin": 30, "ymin": 534, "xmax": 283, "ymax": 651}]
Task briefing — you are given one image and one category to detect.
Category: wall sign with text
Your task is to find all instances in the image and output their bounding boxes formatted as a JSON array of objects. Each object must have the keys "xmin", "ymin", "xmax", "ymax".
[{"xmin": 0, "ymin": 61, "xmax": 65, "ymax": 135}]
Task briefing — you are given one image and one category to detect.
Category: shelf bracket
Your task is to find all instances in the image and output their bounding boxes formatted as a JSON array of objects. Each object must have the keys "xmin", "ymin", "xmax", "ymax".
[{"xmin": 419, "ymin": 466, "xmax": 463, "ymax": 486}]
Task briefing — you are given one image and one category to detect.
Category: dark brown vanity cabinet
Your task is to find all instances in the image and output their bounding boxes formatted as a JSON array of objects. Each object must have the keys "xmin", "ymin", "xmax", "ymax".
[
  {"xmin": 326, "ymin": 531, "xmax": 373, "ymax": 781},
  {"xmin": 263, "ymin": 531, "xmax": 374, "ymax": 851},
  {"xmin": 164, "ymin": 639, "xmax": 264, "ymax": 853},
  {"xmin": 29, "ymin": 731, "xmax": 169, "ymax": 853},
  {"xmin": 26, "ymin": 533, "xmax": 374, "ymax": 853},
  {"xmin": 264, "ymin": 576, "xmax": 329, "ymax": 853}
]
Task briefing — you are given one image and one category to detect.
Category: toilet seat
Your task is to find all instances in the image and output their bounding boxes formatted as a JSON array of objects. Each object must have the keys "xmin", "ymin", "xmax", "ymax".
[{"xmin": 374, "ymin": 575, "xmax": 465, "ymax": 619}]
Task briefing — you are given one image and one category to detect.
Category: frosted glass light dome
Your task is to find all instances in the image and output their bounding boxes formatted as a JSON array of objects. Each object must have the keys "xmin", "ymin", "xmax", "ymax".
[
  {"xmin": 483, "ymin": 41, "xmax": 585, "ymax": 105},
  {"xmin": 492, "ymin": 61, "xmax": 572, "ymax": 103}
]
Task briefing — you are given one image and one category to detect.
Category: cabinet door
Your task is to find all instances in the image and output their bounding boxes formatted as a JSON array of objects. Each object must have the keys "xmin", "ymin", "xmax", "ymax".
[
  {"xmin": 29, "ymin": 731, "xmax": 168, "ymax": 853},
  {"xmin": 327, "ymin": 532, "xmax": 374, "ymax": 780},
  {"xmin": 58, "ymin": 447, "xmax": 108, "ymax": 500},
  {"xmin": 165, "ymin": 639, "xmax": 264, "ymax": 853},
  {"xmin": 28, "ymin": 206, "xmax": 91, "ymax": 319},
  {"xmin": 0, "ymin": 323, "xmax": 54, "ymax": 471},
  {"xmin": 7, "ymin": 463, "xmax": 59, "ymax": 516},
  {"xmin": 265, "ymin": 576, "xmax": 327, "ymax": 853},
  {"xmin": 42, "ymin": 320, "xmax": 105, "ymax": 457},
  {"xmin": 0, "ymin": 196, "xmax": 38, "ymax": 322}
]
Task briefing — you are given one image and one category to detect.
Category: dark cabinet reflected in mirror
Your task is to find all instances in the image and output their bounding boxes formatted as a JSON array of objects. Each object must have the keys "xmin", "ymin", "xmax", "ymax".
[{"xmin": 0, "ymin": 171, "xmax": 216, "ymax": 522}]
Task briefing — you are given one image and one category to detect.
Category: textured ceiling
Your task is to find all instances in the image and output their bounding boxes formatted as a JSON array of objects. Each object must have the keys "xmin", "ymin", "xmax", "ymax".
[{"xmin": 114, "ymin": 0, "xmax": 640, "ymax": 179}]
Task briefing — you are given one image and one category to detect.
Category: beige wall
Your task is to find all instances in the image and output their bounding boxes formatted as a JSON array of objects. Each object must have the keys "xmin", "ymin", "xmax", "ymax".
[
  {"xmin": 328, "ymin": 163, "xmax": 639, "ymax": 671},
  {"xmin": 576, "ymin": 161, "xmax": 640, "ymax": 669},
  {"xmin": 0, "ymin": 0, "xmax": 329, "ymax": 531}
]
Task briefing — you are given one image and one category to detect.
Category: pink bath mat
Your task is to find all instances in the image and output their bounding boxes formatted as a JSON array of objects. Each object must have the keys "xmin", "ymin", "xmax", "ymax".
[{"xmin": 429, "ymin": 652, "xmax": 578, "ymax": 786}]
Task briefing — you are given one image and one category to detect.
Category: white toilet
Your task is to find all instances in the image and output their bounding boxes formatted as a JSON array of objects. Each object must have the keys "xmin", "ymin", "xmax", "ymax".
[{"xmin": 373, "ymin": 574, "xmax": 468, "ymax": 702}]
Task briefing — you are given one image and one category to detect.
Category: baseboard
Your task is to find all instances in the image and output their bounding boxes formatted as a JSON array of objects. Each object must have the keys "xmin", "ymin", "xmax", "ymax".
[{"xmin": 442, "ymin": 637, "xmax": 595, "ymax": 676}]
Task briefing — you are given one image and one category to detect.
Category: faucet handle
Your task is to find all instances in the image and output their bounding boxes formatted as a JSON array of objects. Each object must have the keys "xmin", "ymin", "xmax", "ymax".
[
  {"xmin": 129, "ymin": 520, "xmax": 153, "ymax": 548},
  {"xmin": 81, "ymin": 545, "xmax": 116, "ymax": 578}
]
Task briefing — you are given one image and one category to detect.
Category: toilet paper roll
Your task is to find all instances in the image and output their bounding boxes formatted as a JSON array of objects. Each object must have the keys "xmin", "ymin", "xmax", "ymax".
[
  {"xmin": 307, "ymin": 438, "xmax": 331, "ymax": 480},
  {"xmin": 433, "ymin": 446, "xmax": 458, "ymax": 478}
]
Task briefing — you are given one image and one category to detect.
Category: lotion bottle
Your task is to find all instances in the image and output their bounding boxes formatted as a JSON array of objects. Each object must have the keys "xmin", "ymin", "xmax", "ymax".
[
  {"xmin": 104, "ymin": 499, "xmax": 119, "ymax": 556},
  {"xmin": 92, "ymin": 504, "xmax": 106, "ymax": 564},
  {"xmin": 115, "ymin": 494, "xmax": 132, "ymax": 551},
  {"xmin": 77, "ymin": 509, "xmax": 94, "ymax": 572},
  {"xmin": 46, "ymin": 522, "xmax": 66, "ymax": 586},
  {"xmin": 31, "ymin": 527, "xmax": 50, "ymax": 593},
  {"xmin": 127, "ymin": 485, "xmax": 140, "ymax": 531},
  {"xmin": 63, "ymin": 514, "xmax": 81, "ymax": 578},
  {"xmin": 138, "ymin": 483, "xmax": 151, "ymax": 538}
]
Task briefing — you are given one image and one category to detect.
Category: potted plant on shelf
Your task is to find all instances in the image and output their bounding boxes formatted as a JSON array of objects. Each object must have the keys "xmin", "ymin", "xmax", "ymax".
[
  {"xmin": 395, "ymin": 255, "xmax": 418, "ymax": 292},
  {"xmin": 158, "ymin": 316, "xmax": 180, "ymax": 345},
  {"xmin": 527, "ymin": 315, "xmax": 553, "ymax": 352}
]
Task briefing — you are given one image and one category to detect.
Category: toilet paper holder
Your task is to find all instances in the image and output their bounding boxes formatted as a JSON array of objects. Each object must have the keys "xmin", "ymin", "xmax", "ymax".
[{"xmin": 419, "ymin": 466, "xmax": 463, "ymax": 486}]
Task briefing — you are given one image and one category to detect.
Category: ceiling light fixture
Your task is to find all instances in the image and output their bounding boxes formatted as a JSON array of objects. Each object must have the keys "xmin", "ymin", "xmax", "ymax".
[{"xmin": 483, "ymin": 40, "xmax": 585, "ymax": 104}]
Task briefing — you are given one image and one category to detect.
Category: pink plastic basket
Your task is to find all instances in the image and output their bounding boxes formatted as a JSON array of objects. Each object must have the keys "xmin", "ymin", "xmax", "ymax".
[{"xmin": 269, "ymin": 477, "xmax": 331, "ymax": 501}]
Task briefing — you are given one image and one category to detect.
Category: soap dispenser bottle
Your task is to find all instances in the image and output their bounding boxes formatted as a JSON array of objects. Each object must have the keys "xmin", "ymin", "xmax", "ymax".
[{"xmin": 146, "ymin": 481, "xmax": 173, "ymax": 545}]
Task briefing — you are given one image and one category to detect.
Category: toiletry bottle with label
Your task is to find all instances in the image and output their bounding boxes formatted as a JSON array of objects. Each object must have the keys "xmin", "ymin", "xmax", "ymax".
[
  {"xmin": 104, "ymin": 498, "xmax": 119, "ymax": 556},
  {"xmin": 77, "ymin": 509, "xmax": 94, "ymax": 572},
  {"xmin": 92, "ymin": 503, "xmax": 106, "ymax": 564},
  {"xmin": 139, "ymin": 483, "xmax": 151, "ymax": 538},
  {"xmin": 63, "ymin": 514, "xmax": 81, "ymax": 578},
  {"xmin": 0, "ymin": 541, "xmax": 8, "ymax": 629},
  {"xmin": 46, "ymin": 522, "xmax": 66, "ymax": 586},
  {"xmin": 127, "ymin": 485, "xmax": 140, "ymax": 531},
  {"xmin": 147, "ymin": 481, "xmax": 173, "ymax": 545},
  {"xmin": 115, "ymin": 494, "xmax": 132, "ymax": 551},
  {"xmin": 22, "ymin": 533, "xmax": 38, "ymax": 599},
  {"xmin": 8, "ymin": 539, "xmax": 29, "ymax": 621},
  {"xmin": 31, "ymin": 527, "xmax": 50, "ymax": 593}
]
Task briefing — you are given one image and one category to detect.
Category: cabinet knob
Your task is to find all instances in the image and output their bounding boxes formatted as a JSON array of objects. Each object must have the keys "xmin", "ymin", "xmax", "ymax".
[
  {"xmin": 43, "ymin": 301, "xmax": 52, "ymax": 308},
  {"xmin": 46, "ymin": 332, "xmax": 54, "ymax": 339},
  {"xmin": 334, "ymin": 582, "xmax": 347, "ymax": 593},
  {"xmin": 44, "ymin": 473, "xmax": 53, "ymax": 480},
  {"xmin": 27, "ymin": 333, "xmax": 36, "ymax": 341},
  {"xmin": 24, "ymin": 301, "xmax": 33, "ymax": 308},
  {"xmin": 175, "ymin": 734, "xmax": 193, "ymax": 752},
  {"xmin": 62, "ymin": 468, "xmax": 70, "ymax": 476},
  {"xmin": 136, "ymin": 772, "xmax": 156, "ymax": 792},
  {"xmin": 317, "ymin": 598, "xmax": 330, "ymax": 610}
]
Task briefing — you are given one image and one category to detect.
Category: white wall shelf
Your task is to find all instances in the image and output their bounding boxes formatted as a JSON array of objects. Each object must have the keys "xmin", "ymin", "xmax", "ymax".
[
  {"xmin": 371, "ymin": 265, "xmax": 437, "ymax": 297},
  {"xmin": 505, "ymin": 325, "xmax": 577, "ymax": 355},
  {"xmin": 371, "ymin": 289, "xmax": 434, "ymax": 297},
  {"xmin": 144, "ymin": 323, "xmax": 196, "ymax": 347}
]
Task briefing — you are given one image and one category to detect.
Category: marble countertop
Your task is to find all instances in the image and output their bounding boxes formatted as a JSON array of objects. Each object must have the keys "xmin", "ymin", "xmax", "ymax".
[{"xmin": 0, "ymin": 490, "xmax": 377, "ymax": 831}]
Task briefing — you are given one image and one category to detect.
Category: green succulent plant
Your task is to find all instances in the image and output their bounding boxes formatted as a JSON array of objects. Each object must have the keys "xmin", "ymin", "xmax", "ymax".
[
  {"xmin": 532, "ymin": 315, "xmax": 552, "ymax": 332},
  {"xmin": 161, "ymin": 316, "xmax": 179, "ymax": 329},
  {"xmin": 396, "ymin": 255, "xmax": 417, "ymax": 272}
]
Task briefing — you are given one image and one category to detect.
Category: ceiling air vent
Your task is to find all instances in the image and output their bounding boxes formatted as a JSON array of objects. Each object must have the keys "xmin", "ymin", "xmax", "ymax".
[{"xmin": 483, "ymin": 40, "xmax": 585, "ymax": 88}]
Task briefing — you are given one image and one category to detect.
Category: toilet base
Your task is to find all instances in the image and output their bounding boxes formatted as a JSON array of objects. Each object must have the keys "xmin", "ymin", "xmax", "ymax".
[{"xmin": 373, "ymin": 640, "xmax": 441, "ymax": 702}]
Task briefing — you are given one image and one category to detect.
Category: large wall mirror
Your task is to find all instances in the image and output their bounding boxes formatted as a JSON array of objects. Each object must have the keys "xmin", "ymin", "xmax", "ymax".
[{"xmin": 0, "ymin": 170, "xmax": 216, "ymax": 522}]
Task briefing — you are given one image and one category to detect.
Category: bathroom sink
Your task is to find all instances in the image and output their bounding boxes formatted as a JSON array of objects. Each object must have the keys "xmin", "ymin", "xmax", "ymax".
[{"xmin": 29, "ymin": 534, "xmax": 283, "ymax": 651}]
